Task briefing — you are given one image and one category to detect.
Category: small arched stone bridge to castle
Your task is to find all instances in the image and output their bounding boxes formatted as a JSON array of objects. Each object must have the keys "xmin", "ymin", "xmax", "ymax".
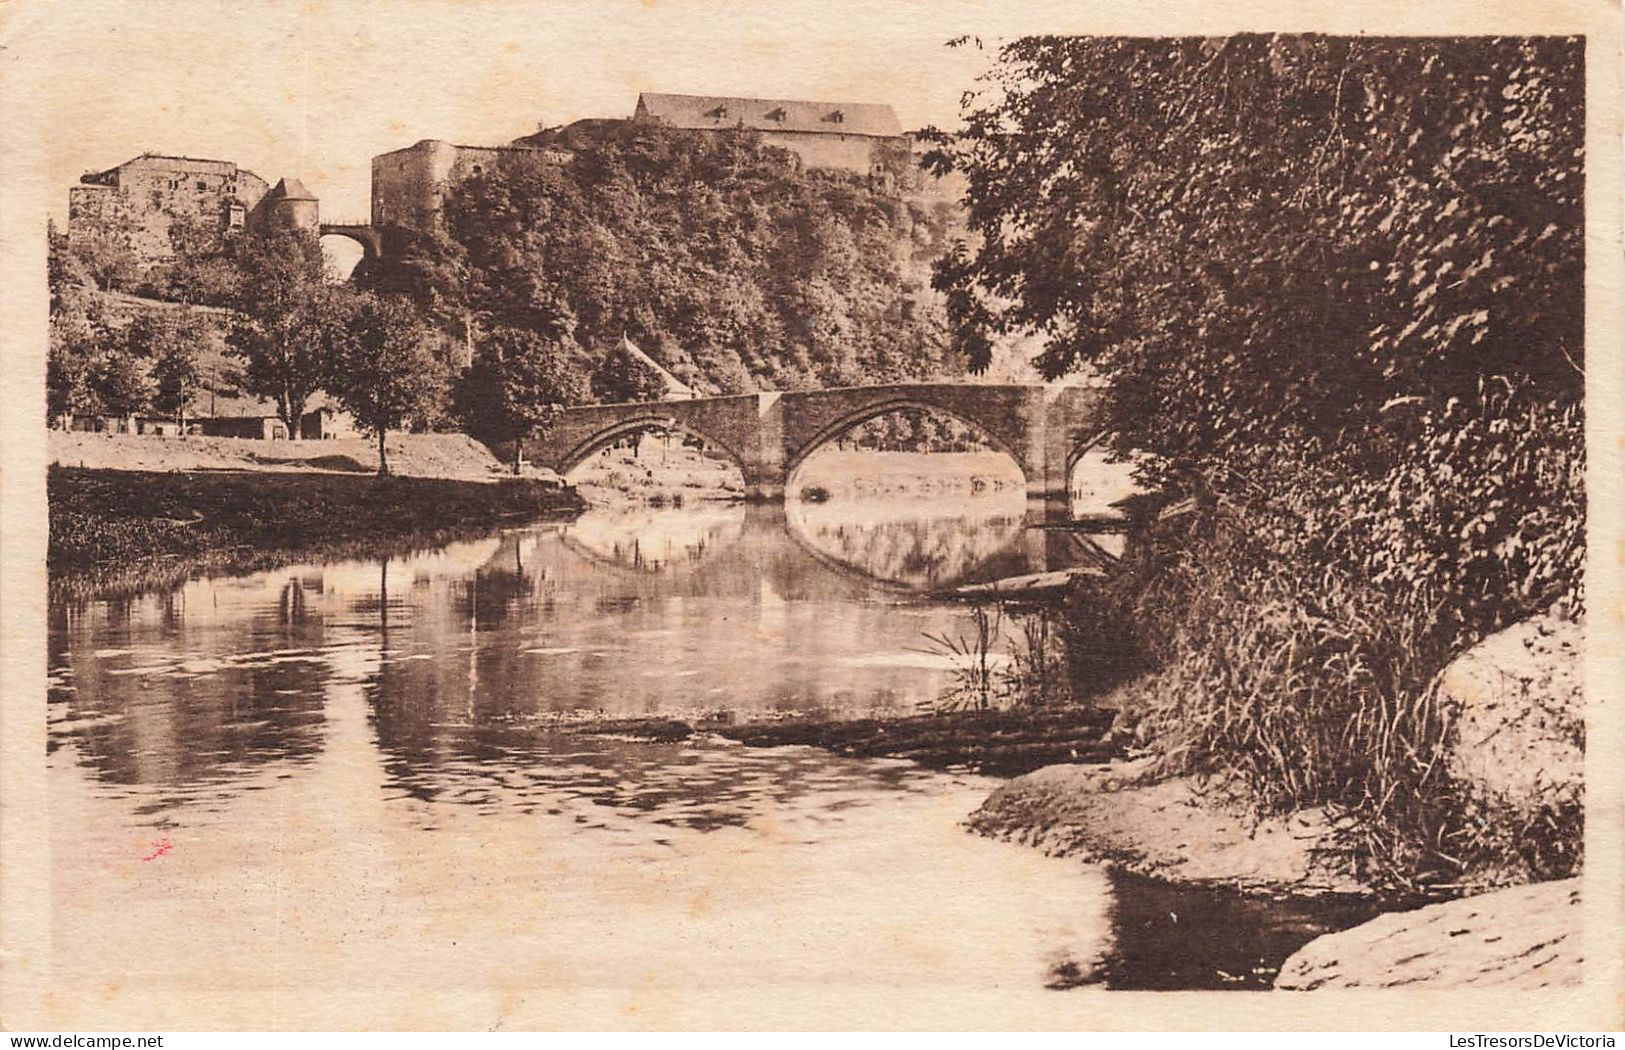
[
  {"xmin": 319, "ymin": 222, "xmax": 383, "ymax": 262},
  {"xmin": 525, "ymin": 383, "xmax": 1107, "ymax": 520}
]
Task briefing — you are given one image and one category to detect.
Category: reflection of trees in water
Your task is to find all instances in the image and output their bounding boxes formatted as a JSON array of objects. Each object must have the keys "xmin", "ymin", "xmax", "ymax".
[
  {"xmin": 362, "ymin": 548, "xmax": 548, "ymax": 801},
  {"xmin": 365, "ymin": 628, "xmax": 555, "ymax": 803},
  {"xmin": 278, "ymin": 578, "xmax": 310, "ymax": 625},
  {"xmin": 449, "ymin": 535, "xmax": 535, "ymax": 631},
  {"xmin": 47, "ymin": 497, "xmax": 1052, "ymax": 807},
  {"xmin": 54, "ymin": 581, "xmax": 331, "ymax": 796}
]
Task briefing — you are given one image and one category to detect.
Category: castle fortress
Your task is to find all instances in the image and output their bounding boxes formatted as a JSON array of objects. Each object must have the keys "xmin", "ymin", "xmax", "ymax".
[
  {"xmin": 372, "ymin": 93, "xmax": 914, "ymax": 237},
  {"xmin": 68, "ymin": 154, "xmax": 319, "ymax": 266},
  {"xmin": 68, "ymin": 92, "xmax": 918, "ymax": 268},
  {"xmin": 370, "ymin": 140, "xmax": 573, "ymax": 231}
]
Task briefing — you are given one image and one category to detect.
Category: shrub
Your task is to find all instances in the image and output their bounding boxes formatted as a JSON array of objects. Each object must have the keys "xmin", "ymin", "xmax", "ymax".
[{"xmin": 1089, "ymin": 382, "xmax": 1584, "ymax": 890}]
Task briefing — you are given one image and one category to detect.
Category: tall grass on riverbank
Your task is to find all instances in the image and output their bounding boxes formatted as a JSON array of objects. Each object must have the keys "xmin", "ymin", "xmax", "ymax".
[
  {"xmin": 920, "ymin": 603, "xmax": 1004, "ymax": 710},
  {"xmin": 923, "ymin": 599, "xmax": 1132, "ymax": 712},
  {"xmin": 1077, "ymin": 388, "xmax": 1585, "ymax": 892}
]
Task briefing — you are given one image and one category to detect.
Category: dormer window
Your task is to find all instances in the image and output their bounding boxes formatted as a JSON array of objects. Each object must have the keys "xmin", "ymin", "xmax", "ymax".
[
  {"xmin": 827, "ymin": 110, "xmax": 845, "ymax": 124},
  {"xmin": 708, "ymin": 105, "xmax": 728, "ymax": 119},
  {"xmin": 765, "ymin": 107, "xmax": 786, "ymax": 122}
]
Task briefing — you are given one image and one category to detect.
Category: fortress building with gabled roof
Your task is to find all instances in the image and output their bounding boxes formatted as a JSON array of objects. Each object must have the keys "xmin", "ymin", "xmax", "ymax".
[{"xmin": 631, "ymin": 92, "xmax": 912, "ymax": 178}]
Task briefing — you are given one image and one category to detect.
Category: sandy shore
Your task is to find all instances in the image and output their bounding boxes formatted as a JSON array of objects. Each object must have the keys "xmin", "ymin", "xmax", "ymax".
[{"xmin": 966, "ymin": 759, "xmax": 1373, "ymax": 896}]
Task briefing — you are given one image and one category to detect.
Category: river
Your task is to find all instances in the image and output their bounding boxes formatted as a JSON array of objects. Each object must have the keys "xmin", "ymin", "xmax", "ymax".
[{"xmin": 46, "ymin": 496, "xmax": 1368, "ymax": 1028}]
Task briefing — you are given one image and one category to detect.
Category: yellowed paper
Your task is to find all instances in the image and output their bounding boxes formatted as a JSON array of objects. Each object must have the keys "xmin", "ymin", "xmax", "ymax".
[{"xmin": 2, "ymin": 0, "xmax": 1621, "ymax": 1031}]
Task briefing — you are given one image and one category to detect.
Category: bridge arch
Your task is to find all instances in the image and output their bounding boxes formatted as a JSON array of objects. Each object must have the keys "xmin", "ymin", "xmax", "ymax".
[
  {"xmin": 554, "ymin": 414, "xmax": 752, "ymax": 481},
  {"xmin": 782, "ymin": 395, "xmax": 1031, "ymax": 486},
  {"xmin": 318, "ymin": 223, "xmax": 383, "ymax": 263}
]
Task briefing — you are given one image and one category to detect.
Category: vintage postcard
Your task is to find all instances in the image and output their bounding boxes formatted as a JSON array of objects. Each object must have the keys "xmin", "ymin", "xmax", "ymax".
[{"xmin": 1, "ymin": 0, "xmax": 1621, "ymax": 1032}]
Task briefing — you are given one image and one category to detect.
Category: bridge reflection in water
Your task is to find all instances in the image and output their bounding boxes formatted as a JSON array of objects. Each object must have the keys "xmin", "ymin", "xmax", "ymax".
[{"xmin": 553, "ymin": 498, "xmax": 1107, "ymax": 596}]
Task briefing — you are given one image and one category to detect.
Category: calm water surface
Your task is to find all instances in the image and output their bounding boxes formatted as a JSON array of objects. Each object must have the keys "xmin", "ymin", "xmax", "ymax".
[{"xmin": 47, "ymin": 497, "xmax": 1352, "ymax": 1027}]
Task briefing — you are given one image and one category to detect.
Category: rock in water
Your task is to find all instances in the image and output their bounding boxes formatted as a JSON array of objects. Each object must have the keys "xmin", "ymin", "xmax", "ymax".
[
  {"xmin": 1274, "ymin": 878, "xmax": 1580, "ymax": 989},
  {"xmin": 1438, "ymin": 612, "xmax": 1583, "ymax": 816}
]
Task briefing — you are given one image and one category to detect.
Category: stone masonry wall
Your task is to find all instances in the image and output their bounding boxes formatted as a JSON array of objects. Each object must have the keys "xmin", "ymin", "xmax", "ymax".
[{"xmin": 68, "ymin": 156, "xmax": 269, "ymax": 267}]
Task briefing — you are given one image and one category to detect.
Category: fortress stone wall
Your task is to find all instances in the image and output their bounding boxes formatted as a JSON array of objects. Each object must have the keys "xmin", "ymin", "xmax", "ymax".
[
  {"xmin": 68, "ymin": 154, "xmax": 271, "ymax": 266},
  {"xmin": 371, "ymin": 140, "xmax": 571, "ymax": 233}
]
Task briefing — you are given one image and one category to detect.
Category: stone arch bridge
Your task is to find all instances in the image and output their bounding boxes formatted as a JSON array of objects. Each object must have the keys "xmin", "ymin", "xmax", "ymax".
[
  {"xmin": 318, "ymin": 222, "xmax": 384, "ymax": 263},
  {"xmin": 525, "ymin": 383, "xmax": 1106, "ymax": 517}
]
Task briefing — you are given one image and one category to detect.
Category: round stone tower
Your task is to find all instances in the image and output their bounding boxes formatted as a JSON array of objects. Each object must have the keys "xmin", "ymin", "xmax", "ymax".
[{"xmin": 258, "ymin": 177, "xmax": 319, "ymax": 231}]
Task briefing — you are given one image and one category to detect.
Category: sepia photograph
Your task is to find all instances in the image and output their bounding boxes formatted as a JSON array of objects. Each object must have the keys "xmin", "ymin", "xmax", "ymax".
[{"xmin": 0, "ymin": 0, "xmax": 1619, "ymax": 1034}]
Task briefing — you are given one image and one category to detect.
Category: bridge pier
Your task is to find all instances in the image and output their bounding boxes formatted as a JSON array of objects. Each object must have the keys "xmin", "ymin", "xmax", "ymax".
[{"xmin": 743, "ymin": 392, "xmax": 787, "ymax": 501}]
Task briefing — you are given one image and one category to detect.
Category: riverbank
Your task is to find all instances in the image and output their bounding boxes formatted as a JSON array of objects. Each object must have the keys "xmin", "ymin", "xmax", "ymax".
[
  {"xmin": 50, "ymin": 430, "xmax": 514, "ymax": 480},
  {"xmin": 967, "ymin": 757, "xmax": 1373, "ymax": 896},
  {"xmin": 961, "ymin": 606, "xmax": 1586, "ymax": 988},
  {"xmin": 568, "ymin": 442, "xmax": 745, "ymax": 506},
  {"xmin": 48, "ymin": 466, "xmax": 583, "ymax": 597}
]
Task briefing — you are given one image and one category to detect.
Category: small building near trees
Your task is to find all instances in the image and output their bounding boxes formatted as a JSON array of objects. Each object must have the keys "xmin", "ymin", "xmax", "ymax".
[
  {"xmin": 189, "ymin": 392, "xmax": 357, "ymax": 440},
  {"xmin": 605, "ymin": 335, "xmax": 695, "ymax": 401},
  {"xmin": 67, "ymin": 391, "xmax": 358, "ymax": 440}
]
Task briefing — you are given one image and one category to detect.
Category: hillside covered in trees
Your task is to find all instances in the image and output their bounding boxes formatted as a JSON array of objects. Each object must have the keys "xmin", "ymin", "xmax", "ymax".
[{"xmin": 364, "ymin": 121, "xmax": 968, "ymax": 396}]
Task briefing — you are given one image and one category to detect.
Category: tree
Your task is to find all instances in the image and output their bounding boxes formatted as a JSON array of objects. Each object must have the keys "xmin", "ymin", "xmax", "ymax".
[
  {"xmin": 150, "ymin": 313, "xmax": 215, "ymax": 431},
  {"xmin": 144, "ymin": 215, "xmax": 246, "ymax": 306},
  {"xmin": 371, "ymin": 121, "xmax": 958, "ymax": 397},
  {"xmin": 89, "ymin": 348, "xmax": 155, "ymax": 419},
  {"xmin": 47, "ymin": 225, "xmax": 111, "ymax": 425},
  {"xmin": 452, "ymin": 326, "xmax": 588, "ymax": 473},
  {"xmin": 226, "ymin": 227, "xmax": 347, "ymax": 439},
  {"xmin": 69, "ymin": 213, "xmax": 142, "ymax": 292},
  {"xmin": 923, "ymin": 35, "xmax": 1583, "ymax": 483},
  {"xmin": 326, "ymin": 293, "xmax": 448, "ymax": 474},
  {"xmin": 921, "ymin": 37, "xmax": 1586, "ymax": 883},
  {"xmin": 121, "ymin": 308, "xmax": 215, "ymax": 429},
  {"xmin": 48, "ymin": 329, "xmax": 101, "ymax": 425}
]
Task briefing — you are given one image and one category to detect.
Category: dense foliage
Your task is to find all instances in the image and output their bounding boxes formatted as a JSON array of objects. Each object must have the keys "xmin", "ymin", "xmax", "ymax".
[
  {"xmin": 48, "ymin": 230, "xmax": 224, "ymax": 425},
  {"xmin": 927, "ymin": 35, "xmax": 1582, "ymax": 463},
  {"xmin": 369, "ymin": 122, "xmax": 964, "ymax": 397},
  {"xmin": 590, "ymin": 342, "xmax": 669, "ymax": 405},
  {"xmin": 224, "ymin": 228, "xmax": 349, "ymax": 436},
  {"xmin": 49, "ymin": 466, "xmax": 581, "ymax": 599},
  {"xmin": 932, "ymin": 35, "xmax": 1585, "ymax": 888}
]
